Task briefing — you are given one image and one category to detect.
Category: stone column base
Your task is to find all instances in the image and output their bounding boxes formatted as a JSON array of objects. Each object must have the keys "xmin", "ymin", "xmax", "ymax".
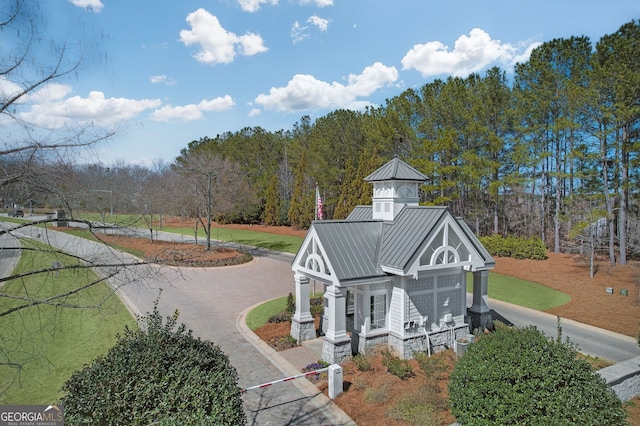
[
  {"xmin": 322, "ymin": 337, "xmax": 352, "ymax": 364},
  {"xmin": 468, "ymin": 309, "xmax": 493, "ymax": 331},
  {"xmin": 291, "ymin": 317, "xmax": 316, "ymax": 343},
  {"xmin": 352, "ymin": 331, "xmax": 388, "ymax": 356}
]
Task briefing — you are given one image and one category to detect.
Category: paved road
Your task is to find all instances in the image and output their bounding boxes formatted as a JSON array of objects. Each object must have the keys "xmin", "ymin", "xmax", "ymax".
[
  {"xmin": 0, "ymin": 228, "xmax": 20, "ymax": 284},
  {"xmin": 484, "ymin": 298, "xmax": 640, "ymax": 362},
  {"xmin": 3, "ymin": 219, "xmax": 341, "ymax": 425}
]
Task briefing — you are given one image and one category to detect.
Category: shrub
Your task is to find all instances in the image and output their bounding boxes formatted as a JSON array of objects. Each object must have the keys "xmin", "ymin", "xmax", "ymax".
[
  {"xmin": 387, "ymin": 384, "xmax": 446, "ymax": 426},
  {"xmin": 60, "ymin": 300, "xmax": 246, "ymax": 426},
  {"xmin": 285, "ymin": 292, "xmax": 295, "ymax": 315},
  {"xmin": 363, "ymin": 381, "xmax": 391, "ymax": 404},
  {"xmin": 414, "ymin": 351, "xmax": 446, "ymax": 380},
  {"xmin": 267, "ymin": 311, "xmax": 291, "ymax": 323},
  {"xmin": 449, "ymin": 325, "xmax": 627, "ymax": 425},
  {"xmin": 310, "ymin": 296, "xmax": 324, "ymax": 316},
  {"xmin": 381, "ymin": 349, "xmax": 414, "ymax": 380},
  {"xmin": 479, "ymin": 234, "xmax": 547, "ymax": 260},
  {"xmin": 351, "ymin": 353, "xmax": 373, "ymax": 371},
  {"xmin": 352, "ymin": 376, "xmax": 369, "ymax": 390}
]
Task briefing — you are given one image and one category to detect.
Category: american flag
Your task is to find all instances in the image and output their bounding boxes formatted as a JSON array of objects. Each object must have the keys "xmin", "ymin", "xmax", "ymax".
[{"xmin": 316, "ymin": 186, "xmax": 323, "ymax": 220}]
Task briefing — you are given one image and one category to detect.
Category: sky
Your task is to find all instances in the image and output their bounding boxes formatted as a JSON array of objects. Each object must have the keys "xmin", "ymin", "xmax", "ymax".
[{"xmin": 6, "ymin": 0, "xmax": 640, "ymax": 168}]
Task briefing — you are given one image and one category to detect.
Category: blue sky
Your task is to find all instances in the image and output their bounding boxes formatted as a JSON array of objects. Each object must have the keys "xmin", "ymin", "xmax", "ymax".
[{"xmin": 7, "ymin": 0, "xmax": 640, "ymax": 167}]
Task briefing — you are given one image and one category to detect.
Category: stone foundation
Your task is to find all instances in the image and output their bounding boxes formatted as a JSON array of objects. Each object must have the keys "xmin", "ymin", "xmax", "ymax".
[
  {"xmin": 291, "ymin": 317, "xmax": 316, "ymax": 343},
  {"xmin": 322, "ymin": 337, "xmax": 352, "ymax": 364},
  {"xmin": 468, "ymin": 309, "xmax": 493, "ymax": 331},
  {"xmin": 352, "ymin": 331, "xmax": 388, "ymax": 355},
  {"xmin": 389, "ymin": 324, "xmax": 470, "ymax": 359}
]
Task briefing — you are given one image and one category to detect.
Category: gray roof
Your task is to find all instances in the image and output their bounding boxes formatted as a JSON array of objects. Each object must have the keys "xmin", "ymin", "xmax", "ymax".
[
  {"xmin": 312, "ymin": 220, "xmax": 384, "ymax": 281},
  {"xmin": 379, "ymin": 206, "xmax": 447, "ymax": 272},
  {"xmin": 299, "ymin": 205, "xmax": 493, "ymax": 282},
  {"xmin": 364, "ymin": 157, "xmax": 427, "ymax": 182},
  {"xmin": 346, "ymin": 205, "xmax": 373, "ymax": 221}
]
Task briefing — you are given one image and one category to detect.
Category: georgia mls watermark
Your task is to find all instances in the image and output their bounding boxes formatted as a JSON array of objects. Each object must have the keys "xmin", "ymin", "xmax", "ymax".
[{"xmin": 0, "ymin": 405, "xmax": 63, "ymax": 426}]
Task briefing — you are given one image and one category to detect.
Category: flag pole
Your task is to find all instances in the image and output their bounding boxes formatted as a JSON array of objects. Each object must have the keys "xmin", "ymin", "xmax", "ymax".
[{"xmin": 315, "ymin": 183, "xmax": 319, "ymax": 221}]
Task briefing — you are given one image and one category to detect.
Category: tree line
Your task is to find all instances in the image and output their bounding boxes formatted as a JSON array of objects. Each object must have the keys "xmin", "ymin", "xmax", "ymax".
[
  {"xmin": 6, "ymin": 20, "xmax": 639, "ymax": 266},
  {"xmin": 174, "ymin": 20, "xmax": 639, "ymax": 266}
]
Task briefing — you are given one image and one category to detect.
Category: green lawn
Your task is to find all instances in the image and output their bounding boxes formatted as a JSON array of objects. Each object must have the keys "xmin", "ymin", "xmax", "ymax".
[
  {"xmin": 246, "ymin": 297, "xmax": 289, "ymax": 330},
  {"xmin": 71, "ymin": 213, "xmax": 304, "ymax": 254},
  {"xmin": 246, "ymin": 293, "xmax": 324, "ymax": 330},
  {"xmin": 467, "ymin": 272, "xmax": 570, "ymax": 311},
  {"xmin": 161, "ymin": 226, "xmax": 303, "ymax": 254},
  {"xmin": 0, "ymin": 239, "xmax": 136, "ymax": 404}
]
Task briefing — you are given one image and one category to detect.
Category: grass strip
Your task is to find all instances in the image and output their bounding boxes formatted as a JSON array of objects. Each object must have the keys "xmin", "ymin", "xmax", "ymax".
[
  {"xmin": 467, "ymin": 272, "xmax": 570, "ymax": 311},
  {"xmin": 246, "ymin": 297, "xmax": 288, "ymax": 330},
  {"xmin": 0, "ymin": 239, "xmax": 136, "ymax": 404},
  {"xmin": 161, "ymin": 226, "xmax": 303, "ymax": 254}
]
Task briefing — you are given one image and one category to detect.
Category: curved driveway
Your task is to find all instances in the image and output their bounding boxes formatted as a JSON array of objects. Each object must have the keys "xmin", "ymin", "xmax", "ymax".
[
  {"xmin": 4, "ymin": 220, "xmax": 341, "ymax": 425},
  {"xmin": 117, "ymin": 250, "xmax": 342, "ymax": 425},
  {"xmin": 4, "ymin": 219, "xmax": 639, "ymax": 423}
]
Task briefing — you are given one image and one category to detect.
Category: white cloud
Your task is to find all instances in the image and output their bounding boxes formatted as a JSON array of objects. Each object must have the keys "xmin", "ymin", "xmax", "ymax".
[
  {"xmin": 31, "ymin": 84, "xmax": 74, "ymax": 102},
  {"xmin": 291, "ymin": 21, "xmax": 310, "ymax": 44},
  {"xmin": 18, "ymin": 91, "xmax": 161, "ymax": 128},
  {"xmin": 512, "ymin": 41, "xmax": 542, "ymax": 66},
  {"xmin": 308, "ymin": 15, "xmax": 329, "ymax": 32},
  {"xmin": 255, "ymin": 62, "xmax": 398, "ymax": 112},
  {"xmin": 0, "ymin": 78, "xmax": 73, "ymax": 105},
  {"xmin": 291, "ymin": 16, "xmax": 329, "ymax": 43},
  {"xmin": 179, "ymin": 9, "xmax": 267, "ymax": 66},
  {"xmin": 237, "ymin": 0, "xmax": 278, "ymax": 13},
  {"xmin": 150, "ymin": 96, "xmax": 235, "ymax": 122},
  {"xmin": 248, "ymin": 108, "xmax": 261, "ymax": 117},
  {"xmin": 299, "ymin": 0, "xmax": 333, "ymax": 7},
  {"xmin": 150, "ymin": 75, "xmax": 176, "ymax": 85},
  {"xmin": 68, "ymin": 0, "xmax": 104, "ymax": 12},
  {"xmin": 401, "ymin": 28, "xmax": 536, "ymax": 78}
]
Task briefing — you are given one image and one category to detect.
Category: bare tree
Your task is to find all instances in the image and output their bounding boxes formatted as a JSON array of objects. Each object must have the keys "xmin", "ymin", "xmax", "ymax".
[
  {"xmin": 0, "ymin": 0, "xmax": 166, "ymax": 398},
  {"xmin": 1, "ymin": 0, "xmax": 116, "ymax": 195},
  {"xmin": 175, "ymin": 151, "xmax": 255, "ymax": 250}
]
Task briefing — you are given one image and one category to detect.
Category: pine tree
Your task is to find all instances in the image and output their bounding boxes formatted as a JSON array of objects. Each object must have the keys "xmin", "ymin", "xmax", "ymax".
[
  {"xmin": 262, "ymin": 174, "xmax": 281, "ymax": 225},
  {"xmin": 287, "ymin": 151, "xmax": 314, "ymax": 229}
]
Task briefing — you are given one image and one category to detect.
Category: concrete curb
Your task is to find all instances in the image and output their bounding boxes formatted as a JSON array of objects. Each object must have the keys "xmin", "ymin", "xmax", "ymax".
[
  {"xmin": 236, "ymin": 301, "xmax": 357, "ymax": 426},
  {"xmin": 487, "ymin": 298, "xmax": 638, "ymax": 344}
]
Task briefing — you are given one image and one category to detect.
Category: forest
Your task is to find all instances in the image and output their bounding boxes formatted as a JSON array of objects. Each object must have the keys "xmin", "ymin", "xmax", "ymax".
[{"xmin": 5, "ymin": 20, "xmax": 639, "ymax": 266}]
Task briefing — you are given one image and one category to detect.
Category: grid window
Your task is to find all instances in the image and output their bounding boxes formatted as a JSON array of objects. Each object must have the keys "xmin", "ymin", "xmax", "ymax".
[{"xmin": 370, "ymin": 294, "xmax": 386, "ymax": 330}]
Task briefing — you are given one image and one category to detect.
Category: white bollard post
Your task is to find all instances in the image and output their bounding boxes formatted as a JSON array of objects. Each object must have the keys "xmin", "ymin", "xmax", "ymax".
[{"xmin": 328, "ymin": 364, "xmax": 343, "ymax": 399}]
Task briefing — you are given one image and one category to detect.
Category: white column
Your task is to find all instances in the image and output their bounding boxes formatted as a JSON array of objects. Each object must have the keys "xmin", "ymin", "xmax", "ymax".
[
  {"xmin": 293, "ymin": 272, "xmax": 313, "ymax": 322},
  {"xmin": 324, "ymin": 285, "xmax": 348, "ymax": 342}
]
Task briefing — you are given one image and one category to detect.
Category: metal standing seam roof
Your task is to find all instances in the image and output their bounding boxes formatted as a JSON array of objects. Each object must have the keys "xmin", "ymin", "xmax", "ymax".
[
  {"xmin": 312, "ymin": 220, "xmax": 385, "ymax": 281},
  {"xmin": 379, "ymin": 206, "xmax": 448, "ymax": 271},
  {"xmin": 364, "ymin": 156, "xmax": 428, "ymax": 182},
  {"xmin": 303, "ymin": 205, "xmax": 493, "ymax": 281},
  {"xmin": 345, "ymin": 205, "xmax": 373, "ymax": 221}
]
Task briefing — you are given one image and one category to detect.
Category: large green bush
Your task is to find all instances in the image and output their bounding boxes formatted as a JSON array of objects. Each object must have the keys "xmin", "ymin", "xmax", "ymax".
[
  {"xmin": 60, "ymin": 301, "xmax": 246, "ymax": 425},
  {"xmin": 448, "ymin": 326, "xmax": 626, "ymax": 425},
  {"xmin": 479, "ymin": 234, "xmax": 547, "ymax": 259}
]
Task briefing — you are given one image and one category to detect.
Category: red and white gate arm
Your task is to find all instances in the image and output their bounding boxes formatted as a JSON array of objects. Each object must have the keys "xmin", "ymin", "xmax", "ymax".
[{"xmin": 241, "ymin": 367, "xmax": 329, "ymax": 394}]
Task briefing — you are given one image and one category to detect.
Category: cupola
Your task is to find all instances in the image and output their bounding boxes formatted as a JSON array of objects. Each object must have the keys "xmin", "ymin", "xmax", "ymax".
[{"xmin": 364, "ymin": 157, "xmax": 427, "ymax": 221}]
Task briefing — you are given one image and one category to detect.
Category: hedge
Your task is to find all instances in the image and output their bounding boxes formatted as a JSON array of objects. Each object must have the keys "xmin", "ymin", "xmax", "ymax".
[
  {"xmin": 449, "ymin": 326, "xmax": 626, "ymax": 425},
  {"xmin": 479, "ymin": 234, "xmax": 547, "ymax": 260},
  {"xmin": 60, "ymin": 301, "xmax": 246, "ymax": 425}
]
